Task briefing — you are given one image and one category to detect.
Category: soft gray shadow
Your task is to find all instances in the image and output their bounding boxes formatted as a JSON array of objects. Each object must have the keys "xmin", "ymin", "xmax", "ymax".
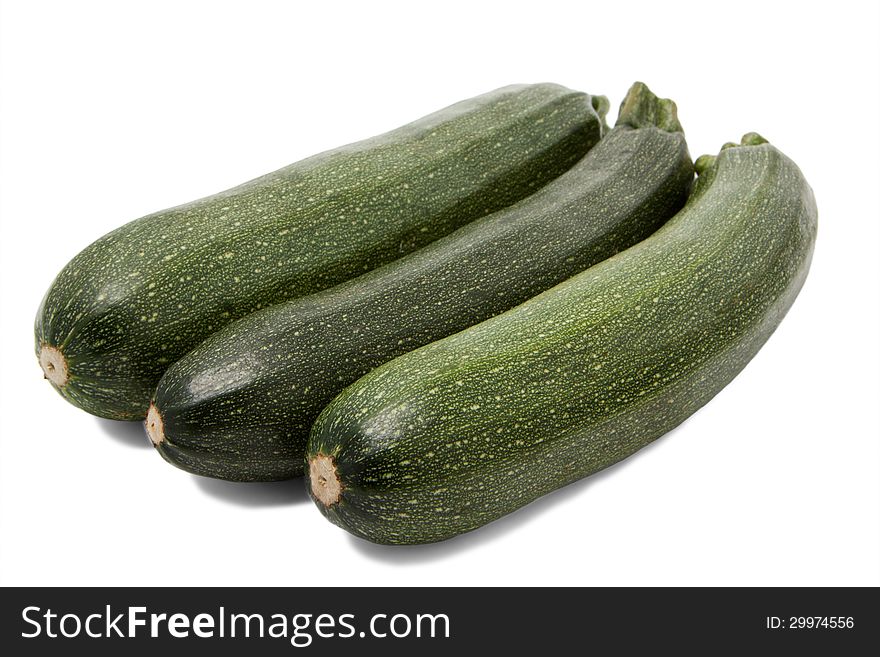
[
  {"xmin": 348, "ymin": 421, "xmax": 689, "ymax": 564},
  {"xmin": 193, "ymin": 476, "xmax": 310, "ymax": 507},
  {"xmin": 95, "ymin": 417, "xmax": 152, "ymax": 449}
]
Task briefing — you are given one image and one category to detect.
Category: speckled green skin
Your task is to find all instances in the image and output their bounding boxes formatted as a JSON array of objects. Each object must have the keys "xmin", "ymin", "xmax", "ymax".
[
  {"xmin": 35, "ymin": 84, "xmax": 602, "ymax": 420},
  {"xmin": 152, "ymin": 83, "xmax": 692, "ymax": 481},
  {"xmin": 307, "ymin": 134, "xmax": 817, "ymax": 545}
]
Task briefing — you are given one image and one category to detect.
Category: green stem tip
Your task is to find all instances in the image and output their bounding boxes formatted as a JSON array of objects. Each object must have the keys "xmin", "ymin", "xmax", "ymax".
[
  {"xmin": 741, "ymin": 131, "xmax": 768, "ymax": 146},
  {"xmin": 697, "ymin": 132, "xmax": 770, "ymax": 176},
  {"xmin": 615, "ymin": 82, "xmax": 683, "ymax": 133},
  {"xmin": 591, "ymin": 94, "xmax": 611, "ymax": 135},
  {"xmin": 694, "ymin": 154, "xmax": 717, "ymax": 176}
]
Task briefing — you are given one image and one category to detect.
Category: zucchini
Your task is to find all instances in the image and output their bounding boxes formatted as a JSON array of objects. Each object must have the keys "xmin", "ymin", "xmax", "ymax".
[
  {"xmin": 35, "ymin": 83, "xmax": 604, "ymax": 420},
  {"xmin": 148, "ymin": 83, "xmax": 693, "ymax": 482},
  {"xmin": 306, "ymin": 133, "xmax": 817, "ymax": 545}
]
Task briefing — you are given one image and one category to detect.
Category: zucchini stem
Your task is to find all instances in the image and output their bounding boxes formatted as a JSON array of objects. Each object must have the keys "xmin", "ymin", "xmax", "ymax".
[
  {"xmin": 591, "ymin": 95, "xmax": 611, "ymax": 135},
  {"xmin": 309, "ymin": 454, "xmax": 343, "ymax": 506},
  {"xmin": 146, "ymin": 403, "xmax": 165, "ymax": 446},
  {"xmin": 39, "ymin": 344, "xmax": 69, "ymax": 387},
  {"xmin": 615, "ymin": 81, "xmax": 683, "ymax": 134}
]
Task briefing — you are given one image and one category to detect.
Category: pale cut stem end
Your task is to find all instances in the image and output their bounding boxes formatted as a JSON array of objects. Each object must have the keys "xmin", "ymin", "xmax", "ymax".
[
  {"xmin": 145, "ymin": 403, "xmax": 165, "ymax": 446},
  {"xmin": 39, "ymin": 344, "xmax": 69, "ymax": 387},
  {"xmin": 309, "ymin": 453, "xmax": 343, "ymax": 507}
]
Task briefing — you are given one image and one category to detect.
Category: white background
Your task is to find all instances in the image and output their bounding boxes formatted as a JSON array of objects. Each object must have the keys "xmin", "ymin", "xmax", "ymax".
[{"xmin": 1, "ymin": 0, "xmax": 878, "ymax": 587}]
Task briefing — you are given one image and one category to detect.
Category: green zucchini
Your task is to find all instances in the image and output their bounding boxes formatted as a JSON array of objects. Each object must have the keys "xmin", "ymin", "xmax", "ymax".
[
  {"xmin": 306, "ymin": 133, "xmax": 817, "ymax": 545},
  {"xmin": 35, "ymin": 83, "xmax": 605, "ymax": 420},
  {"xmin": 148, "ymin": 83, "xmax": 693, "ymax": 482}
]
